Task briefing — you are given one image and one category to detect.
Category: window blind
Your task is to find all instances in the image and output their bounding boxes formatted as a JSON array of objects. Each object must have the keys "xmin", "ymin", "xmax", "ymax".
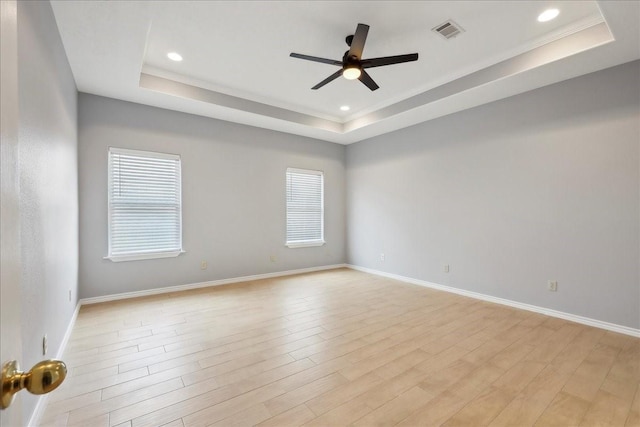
[
  {"xmin": 286, "ymin": 168, "xmax": 324, "ymax": 247},
  {"xmin": 108, "ymin": 148, "xmax": 182, "ymax": 261}
]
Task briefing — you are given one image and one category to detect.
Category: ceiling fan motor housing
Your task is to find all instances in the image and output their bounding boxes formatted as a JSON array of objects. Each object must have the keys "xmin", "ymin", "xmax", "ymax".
[
  {"xmin": 342, "ymin": 51, "xmax": 360, "ymax": 68},
  {"xmin": 345, "ymin": 34, "xmax": 354, "ymax": 46}
]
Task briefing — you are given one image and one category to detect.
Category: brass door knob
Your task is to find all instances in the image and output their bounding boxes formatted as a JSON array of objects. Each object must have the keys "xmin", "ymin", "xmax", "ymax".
[{"xmin": 1, "ymin": 359, "xmax": 67, "ymax": 409}]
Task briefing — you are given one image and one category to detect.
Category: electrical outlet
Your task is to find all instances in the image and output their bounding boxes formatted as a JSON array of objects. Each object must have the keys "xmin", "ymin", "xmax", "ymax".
[
  {"xmin": 548, "ymin": 280, "xmax": 558, "ymax": 292},
  {"xmin": 42, "ymin": 334, "xmax": 48, "ymax": 356},
  {"xmin": 380, "ymin": 253, "xmax": 385, "ymax": 262},
  {"xmin": 200, "ymin": 261, "xmax": 208, "ymax": 270},
  {"xmin": 444, "ymin": 264, "xmax": 450, "ymax": 273},
  {"xmin": 270, "ymin": 255, "xmax": 277, "ymax": 263}
]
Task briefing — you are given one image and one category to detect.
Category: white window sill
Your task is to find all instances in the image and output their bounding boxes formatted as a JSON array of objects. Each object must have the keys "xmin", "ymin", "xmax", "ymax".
[
  {"xmin": 105, "ymin": 250, "xmax": 186, "ymax": 262},
  {"xmin": 286, "ymin": 241, "xmax": 325, "ymax": 249}
]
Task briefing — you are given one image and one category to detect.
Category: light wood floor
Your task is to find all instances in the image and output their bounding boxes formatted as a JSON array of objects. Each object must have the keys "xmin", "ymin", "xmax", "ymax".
[{"xmin": 40, "ymin": 268, "xmax": 639, "ymax": 427}]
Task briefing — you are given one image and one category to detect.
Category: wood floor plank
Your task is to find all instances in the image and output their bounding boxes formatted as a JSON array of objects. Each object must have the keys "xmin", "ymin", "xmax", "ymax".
[
  {"xmin": 68, "ymin": 413, "xmax": 110, "ymax": 427},
  {"xmin": 263, "ymin": 372, "xmax": 348, "ymax": 416},
  {"xmin": 441, "ymin": 385, "xmax": 514, "ymax": 427},
  {"xmin": 488, "ymin": 365, "xmax": 572, "ymax": 427},
  {"xmin": 625, "ymin": 384, "xmax": 640, "ymax": 427},
  {"xmin": 101, "ymin": 362, "xmax": 200, "ymax": 401},
  {"xmin": 492, "ymin": 360, "xmax": 546, "ymax": 394},
  {"xmin": 127, "ymin": 358, "xmax": 316, "ymax": 427},
  {"xmin": 42, "ymin": 390, "xmax": 102, "ymax": 419},
  {"xmin": 303, "ymin": 399, "xmax": 373, "ymax": 427},
  {"xmin": 373, "ymin": 348, "xmax": 432, "ymax": 380},
  {"xmin": 580, "ymin": 390, "xmax": 634, "ymax": 426},
  {"xmin": 257, "ymin": 404, "xmax": 316, "ymax": 427},
  {"xmin": 209, "ymin": 403, "xmax": 272, "ymax": 427},
  {"xmin": 38, "ymin": 269, "xmax": 638, "ymax": 427},
  {"xmin": 39, "ymin": 411, "xmax": 69, "ymax": 427},
  {"xmin": 49, "ymin": 366, "xmax": 149, "ymax": 403},
  {"xmin": 562, "ymin": 343, "xmax": 620, "ymax": 402},
  {"xmin": 549, "ymin": 327, "xmax": 605, "ymax": 374},
  {"xmin": 533, "ymin": 391, "xmax": 590, "ymax": 427},
  {"xmin": 305, "ymin": 372, "xmax": 384, "ymax": 416},
  {"xmin": 66, "ymin": 378, "xmax": 185, "ymax": 426},
  {"xmin": 488, "ymin": 341, "xmax": 535, "ymax": 371},
  {"xmin": 71, "ymin": 346, "xmax": 166, "ymax": 376},
  {"xmin": 352, "ymin": 385, "xmax": 433, "ymax": 426},
  {"xmin": 394, "ymin": 390, "xmax": 469, "ymax": 427}
]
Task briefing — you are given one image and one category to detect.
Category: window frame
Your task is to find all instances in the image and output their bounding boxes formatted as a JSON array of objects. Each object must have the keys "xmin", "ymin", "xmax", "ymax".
[
  {"xmin": 285, "ymin": 167, "xmax": 325, "ymax": 248},
  {"xmin": 106, "ymin": 147, "xmax": 184, "ymax": 262}
]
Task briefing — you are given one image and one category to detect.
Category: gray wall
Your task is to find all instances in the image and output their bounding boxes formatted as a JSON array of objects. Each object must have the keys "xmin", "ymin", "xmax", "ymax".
[
  {"xmin": 347, "ymin": 60, "xmax": 640, "ymax": 329},
  {"xmin": 17, "ymin": 1, "xmax": 79, "ymax": 423},
  {"xmin": 78, "ymin": 94, "xmax": 346, "ymax": 299}
]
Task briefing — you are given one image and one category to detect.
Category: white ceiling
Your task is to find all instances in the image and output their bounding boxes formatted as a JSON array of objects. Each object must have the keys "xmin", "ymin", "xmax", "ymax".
[{"xmin": 51, "ymin": 1, "xmax": 639, "ymax": 144}]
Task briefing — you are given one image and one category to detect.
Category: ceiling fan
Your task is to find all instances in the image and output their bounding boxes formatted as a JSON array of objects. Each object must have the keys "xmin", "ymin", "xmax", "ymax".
[{"xmin": 290, "ymin": 23, "xmax": 418, "ymax": 91}]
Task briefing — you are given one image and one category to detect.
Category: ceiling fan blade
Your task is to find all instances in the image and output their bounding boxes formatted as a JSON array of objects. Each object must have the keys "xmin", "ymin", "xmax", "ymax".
[
  {"xmin": 312, "ymin": 69, "xmax": 344, "ymax": 90},
  {"xmin": 361, "ymin": 53, "xmax": 419, "ymax": 69},
  {"xmin": 348, "ymin": 23, "xmax": 369, "ymax": 59},
  {"xmin": 358, "ymin": 70, "xmax": 379, "ymax": 91},
  {"xmin": 290, "ymin": 53, "xmax": 342, "ymax": 66}
]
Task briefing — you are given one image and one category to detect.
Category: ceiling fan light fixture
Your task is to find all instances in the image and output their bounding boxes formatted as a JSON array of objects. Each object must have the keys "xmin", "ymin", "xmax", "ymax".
[{"xmin": 342, "ymin": 66, "xmax": 361, "ymax": 80}]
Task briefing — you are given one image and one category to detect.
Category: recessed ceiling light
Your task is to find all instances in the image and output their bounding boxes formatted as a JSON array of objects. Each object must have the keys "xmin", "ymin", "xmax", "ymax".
[
  {"xmin": 340, "ymin": 105, "xmax": 350, "ymax": 111},
  {"xmin": 167, "ymin": 52, "xmax": 183, "ymax": 62},
  {"xmin": 538, "ymin": 8, "xmax": 560, "ymax": 22}
]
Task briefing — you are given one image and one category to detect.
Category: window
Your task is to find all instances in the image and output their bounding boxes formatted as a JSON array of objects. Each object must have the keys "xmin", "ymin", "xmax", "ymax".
[
  {"xmin": 286, "ymin": 168, "xmax": 324, "ymax": 248},
  {"xmin": 107, "ymin": 147, "xmax": 183, "ymax": 261}
]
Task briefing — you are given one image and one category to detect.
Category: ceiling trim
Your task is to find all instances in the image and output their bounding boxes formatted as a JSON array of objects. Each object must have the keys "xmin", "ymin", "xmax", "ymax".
[
  {"xmin": 140, "ymin": 73, "xmax": 343, "ymax": 133},
  {"xmin": 343, "ymin": 21, "xmax": 613, "ymax": 133}
]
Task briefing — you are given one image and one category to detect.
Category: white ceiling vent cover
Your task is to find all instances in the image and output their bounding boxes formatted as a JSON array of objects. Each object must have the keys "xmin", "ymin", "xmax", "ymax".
[{"xmin": 432, "ymin": 20, "xmax": 464, "ymax": 39}]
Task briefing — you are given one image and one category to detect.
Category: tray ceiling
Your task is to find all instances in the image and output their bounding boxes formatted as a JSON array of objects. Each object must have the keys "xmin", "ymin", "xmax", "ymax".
[{"xmin": 51, "ymin": 1, "xmax": 640, "ymax": 144}]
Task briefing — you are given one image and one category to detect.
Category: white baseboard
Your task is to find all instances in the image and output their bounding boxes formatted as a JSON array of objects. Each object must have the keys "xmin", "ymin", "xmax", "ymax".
[
  {"xmin": 57, "ymin": 303, "xmax": 81, "ymax": 359},
  {"xmin": 29, "ymin": 302, "xmax": 81, "ymax": 427},
  {"xmin": 347, "ymin": 264, "xmax": 640, "ymax": 338},
  {"xmin": 80, "ymin": 264, "xmax": 348, "ymax": 305}
]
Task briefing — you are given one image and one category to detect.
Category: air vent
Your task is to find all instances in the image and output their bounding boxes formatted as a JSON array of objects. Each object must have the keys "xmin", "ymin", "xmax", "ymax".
[{"xmin": 432, "ymin": 20, "xmax": 464, "ymax": 39}]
